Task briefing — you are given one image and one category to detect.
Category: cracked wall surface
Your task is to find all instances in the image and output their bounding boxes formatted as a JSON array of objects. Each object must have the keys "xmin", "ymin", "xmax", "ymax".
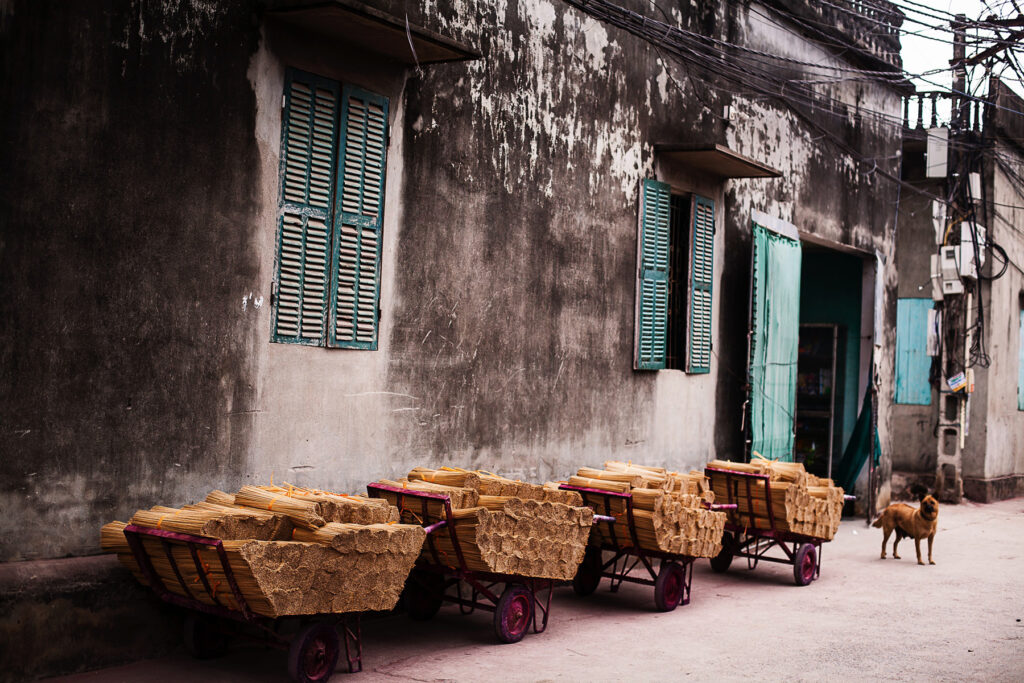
[{"xmin": 0, "ymin": 0, "xmax": 903, "ymax": 561}]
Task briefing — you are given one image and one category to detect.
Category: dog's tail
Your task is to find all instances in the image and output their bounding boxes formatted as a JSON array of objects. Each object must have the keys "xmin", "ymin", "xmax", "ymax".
[{"xmin": 871, "ymin": 515, "xmax": 883, "ymax": 528}]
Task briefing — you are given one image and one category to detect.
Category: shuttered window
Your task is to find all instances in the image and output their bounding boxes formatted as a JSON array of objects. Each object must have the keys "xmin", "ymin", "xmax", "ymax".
[
  {"xmin": 330, "ymin": 87, "xmax": 388, "ymax": 349},
  {"xmin": 687, "ymin": 195, "xmax": 715, "ymax": 373},
  {"xmin": 635, "ymin": 180, "xmax": 715, "ymax": 373},
  {"xmin": 635, "ymin": 179, "xmax": 671, "ymax": 370},
  {"xmin": 272, "ymin": 70, "xmax": 388, "ymax": 349}
]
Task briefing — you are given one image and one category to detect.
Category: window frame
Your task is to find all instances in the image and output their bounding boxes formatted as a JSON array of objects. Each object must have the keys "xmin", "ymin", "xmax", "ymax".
[{"xmin": 634, "ymin": 178, "xmax": 715, "ymax": 374}]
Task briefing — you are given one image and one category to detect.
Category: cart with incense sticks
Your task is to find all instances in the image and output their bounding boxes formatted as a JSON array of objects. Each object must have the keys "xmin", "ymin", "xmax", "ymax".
[
  {"xmin": 121, "ymin": 524, "xmax": 362, "ymax": 681},
  {"xmin": 704, "ymin": 466, "xmax": 852, "ymax": 586},
  {"xmin": 366, "ymin": 483, "xmax": 569, "ymax": 644},
  {"xmin": 560, "ymin": 483, "xmax": 733, "ymax": 611}
]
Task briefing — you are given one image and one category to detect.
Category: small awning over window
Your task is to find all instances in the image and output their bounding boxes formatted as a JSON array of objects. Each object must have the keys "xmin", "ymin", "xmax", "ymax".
[
  {"xmin": 268, "ymin": 0, "xmax": 480, "ymax": 65},
  {"xmin": 655, "ymin": 144, "xmax": 781, "ymax": 179}
]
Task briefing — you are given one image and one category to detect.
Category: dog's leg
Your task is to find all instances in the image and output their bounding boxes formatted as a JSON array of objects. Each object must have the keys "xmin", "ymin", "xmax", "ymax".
[
  {"xmin": 928, "ymin": 533, "xmax": 935, "ymax": 565},
  {"xmin": 914, "ymin": 538, "xmax": 924, "ymax": 565},
  {"xmin": 892, "ymin": 533, "xmax": 901, "ymax": 559},
  {"xmin": 880, "ymin": 526, "xmax": 891, "ymax": 559}
]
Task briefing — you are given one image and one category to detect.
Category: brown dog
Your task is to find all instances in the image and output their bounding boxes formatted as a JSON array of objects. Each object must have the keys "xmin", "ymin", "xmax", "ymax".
[{"xmin": 872, "ymin": 495, "xmax": 938, "ymax": 565}]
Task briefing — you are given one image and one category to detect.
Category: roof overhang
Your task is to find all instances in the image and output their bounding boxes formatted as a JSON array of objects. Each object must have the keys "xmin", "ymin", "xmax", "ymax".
[
  {"xmin": 655, "ymin": 143, "xmax": 782, "ymax": 179},
  {"xmin": 268, "ymin": 1, "xmax": 480, "ymax": 65}
]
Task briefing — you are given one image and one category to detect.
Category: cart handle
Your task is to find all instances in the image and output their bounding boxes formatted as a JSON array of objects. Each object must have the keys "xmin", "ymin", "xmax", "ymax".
[
  {"xmin": 423, "ymin": 519, "xmax": 448, "ymax": 534},
  {"xmin": 844, "ymin": 495, "xmax": 857, "ymax": 502},
  {"xmin": 592, "ymin": 514, "xmax": 616, "ymax": 524},
  {"xmin": 708, "ymin": 503, "xmax": 737, "ymax": 511}
]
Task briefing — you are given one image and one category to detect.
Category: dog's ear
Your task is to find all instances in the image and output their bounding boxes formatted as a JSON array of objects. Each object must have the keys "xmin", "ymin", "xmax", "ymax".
[{"xmin": 909, "ymin": 483, "xmax": 928, "ymax": 501}]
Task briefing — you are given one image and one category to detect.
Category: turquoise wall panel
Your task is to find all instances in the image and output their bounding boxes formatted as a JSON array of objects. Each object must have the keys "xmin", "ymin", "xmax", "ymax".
[{"xmin": 895, "ymin": 298, "xmax": 933, "ymax": 405}]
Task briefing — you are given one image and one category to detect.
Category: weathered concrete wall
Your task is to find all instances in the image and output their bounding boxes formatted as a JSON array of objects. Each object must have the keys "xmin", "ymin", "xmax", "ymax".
[
  {"xmin": 960, "ymin": 80, "xmax": 1024, "ymax": 500},
  {"xmin": 978, "ymin": 141, "xmax": 1024, "ymax": 487},
  {"xmin": 1, "ymin": 0, "xmax": 902, "ymax": 563},
  {"xmin": 0, "ymin": 0, "xmax": 263, "ymax": 562},
  {"xmin": 1, "ymin": 0, "xmax": 905, "ymax": 676}
]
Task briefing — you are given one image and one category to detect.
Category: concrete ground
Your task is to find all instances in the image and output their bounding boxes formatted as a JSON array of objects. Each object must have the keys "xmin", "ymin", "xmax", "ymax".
[{"xmin": 50, "ymin": 498, "xmax": 1024, "ymax": 682}]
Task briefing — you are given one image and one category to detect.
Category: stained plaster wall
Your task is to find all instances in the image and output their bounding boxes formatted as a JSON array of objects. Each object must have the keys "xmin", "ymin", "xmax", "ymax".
[
  {"xmin": 976, "ymin": 145, "xmax": 1024, "ymax": 483},
  {"xmin": 968, "ymin": 80, "xmax": 1024, "ymax": 489},
  {"xmin": 0, "ymin": 0, "xmax": 264, "ymax": 562},
  {"xmin": 0, "ymin": 0, "xmax": 904, "ymax": 563}
]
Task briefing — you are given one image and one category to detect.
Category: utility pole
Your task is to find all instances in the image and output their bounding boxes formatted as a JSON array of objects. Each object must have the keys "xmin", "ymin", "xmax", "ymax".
[
  {"xmin": 952, "ymin": 15, "xmax": 967, "ymax": 130},
  {"xmin": 934, "ymin": 15, "xmax": 968, "ymax": 504}
]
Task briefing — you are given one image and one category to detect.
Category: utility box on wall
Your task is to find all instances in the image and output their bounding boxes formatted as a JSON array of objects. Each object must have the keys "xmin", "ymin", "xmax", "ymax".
[{"xmin": 926, "ymin": 127, "xmax": 949, "ymax": 178}]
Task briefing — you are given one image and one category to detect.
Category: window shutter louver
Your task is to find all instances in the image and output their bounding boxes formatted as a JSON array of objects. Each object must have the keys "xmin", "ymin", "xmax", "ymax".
[
  {"xmin": 635, "ymin": 179, "xmax": 671, "ymax": 370},
  {"xmin": 272, "ymin": 71, "xmax": 340, "ymax": 345},
  {"xmin": 687, "ymin": 195, "xmax": 715, "ymax": 374},
  {"xmin": 329, "ymin": 86, "xmax": 389, "ymax": 349}
]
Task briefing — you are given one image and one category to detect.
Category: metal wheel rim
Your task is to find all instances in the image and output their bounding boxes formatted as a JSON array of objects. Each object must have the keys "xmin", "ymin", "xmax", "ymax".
[
  {"xmin": 800, "ymin": 549, "xmax": 816, "ymax": 583},
  {"xmin": 301, "ymin": 634, "xmax": 336, "ymax": 680},
  {"xmin": 664, "ymin": 568, "xmax": 683, "ymax": 604},
  {"xmin": 503, "ymin": 594, "xmax": 531, "ymax": 637}
]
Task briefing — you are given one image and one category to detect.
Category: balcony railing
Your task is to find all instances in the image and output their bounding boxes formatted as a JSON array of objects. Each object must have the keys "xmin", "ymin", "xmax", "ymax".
[{"xmin": 902, "ymin": 90, "xmax": 982, "ymax": 132}]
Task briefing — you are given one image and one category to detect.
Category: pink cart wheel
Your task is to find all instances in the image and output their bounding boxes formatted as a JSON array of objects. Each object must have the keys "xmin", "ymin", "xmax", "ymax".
[
  {"xmin": 793, "ymin": 543, "xmax": 817, "ymax": 586},
  {"xmin": 287, "ymin": 622, "xmax": 340, "ymax": 683},
  {"xmin": 654, "ymin": 562, "xmax": 685, "ymax": 612},
  {"xmin": 493, "ymin": 584, "xmax": 533, "ymax": 643}
]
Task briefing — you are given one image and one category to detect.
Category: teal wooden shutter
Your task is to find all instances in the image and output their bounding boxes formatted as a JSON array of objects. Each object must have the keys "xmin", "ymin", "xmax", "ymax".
[
  {"xmin": 687, "ymin": 195, "xmax": 715, "ymax": 373},
  {"xmin": 272, "ymin": 70, "xmax": 339, "ymax": 345},
  {"xmin": 894, "ymin": 299, "xmax": 933, "ymax": 404},
  {"xmin": 635, "ymin": 179, "xmax": 671, "ymax": 370},
  {"xmin": 329, "ymin": 86, "xmax": 388, "ymax": 349}
]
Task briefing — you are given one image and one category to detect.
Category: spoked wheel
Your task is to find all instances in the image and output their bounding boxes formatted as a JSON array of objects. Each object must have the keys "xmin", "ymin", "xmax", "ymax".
[
  {"xmin": 572, "ymin": 547, "xmax": 603, "ymax": 597},
  {"xmin": 793, "ymin": 543, "xmax": 817, "ymax": 586},
  {"xmin": 493, "ymin": 584, "xmax": 533, "ymax": 643},
  {"xmin": 183, "ymin": 613, "xmax": 228, "ymax": 659},
  {"xmin": 653, "ymin": 562, "xmax": 686, "ymax": 612},
  {"xmin": 403, "ymin": 569, "xmax": 445, "ymax": 621},
  {"xmin": 287, "ymin": 622, "xmax": 340, "ymax": 683},
  {"xmin": 709, "ymin": 533, "xmax": 735, "ymax": 573}
]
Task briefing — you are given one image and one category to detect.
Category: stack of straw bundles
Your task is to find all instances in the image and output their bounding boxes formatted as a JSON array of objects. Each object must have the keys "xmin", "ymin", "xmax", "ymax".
[
  {"xmin": 100, "ymin": 484, "xmax": 426, "ymax": 617},
  {"xmin": 706, "ymin": 454, "xmax": 844, "ymax": 539},
  {"xmin": 567, "ymin": 462, "xmax": 726, "ymax": 558},
  {"xmin": 368, "ymin": 467, "xmax": 595, "ymax": 580}
]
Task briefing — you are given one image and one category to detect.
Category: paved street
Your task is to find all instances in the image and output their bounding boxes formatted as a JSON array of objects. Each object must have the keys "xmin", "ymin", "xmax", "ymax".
[{"xmin": 51, "ymin": 498, "xmax": 1024, "ymax": 682}]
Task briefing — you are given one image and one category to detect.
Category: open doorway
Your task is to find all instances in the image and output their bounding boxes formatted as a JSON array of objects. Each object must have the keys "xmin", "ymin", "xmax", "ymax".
[{"xmin": 795, "ymin": 246, "xmax": 867, "ymax": 479}]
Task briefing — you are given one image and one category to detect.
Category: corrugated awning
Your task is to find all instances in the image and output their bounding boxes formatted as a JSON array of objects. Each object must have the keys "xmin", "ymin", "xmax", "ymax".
[
  {"xmin": 655, "ymin": 143, "xmax": 781, "ymax": 179},
  {"xmin": 268, "ymin": 1, "xmax": 480, "ymax": 65}
]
